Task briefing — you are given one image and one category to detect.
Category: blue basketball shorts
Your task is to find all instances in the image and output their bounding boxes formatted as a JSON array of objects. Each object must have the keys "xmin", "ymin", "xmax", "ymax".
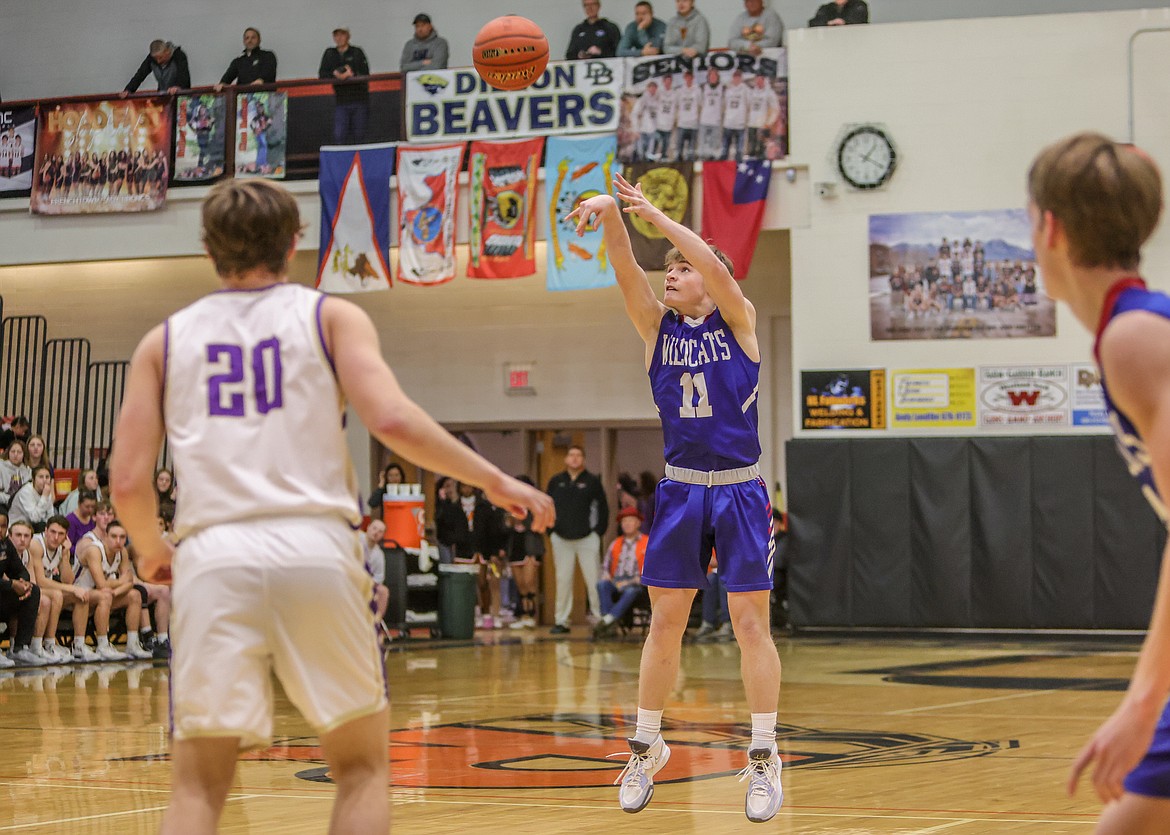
[
  {"xmin": 641, "ymin": 476, "xmax": 773, "ymax": 593},
  {"xmin": 1124, "ymin": 698, "xmax": 1170, "ymax": 798}
]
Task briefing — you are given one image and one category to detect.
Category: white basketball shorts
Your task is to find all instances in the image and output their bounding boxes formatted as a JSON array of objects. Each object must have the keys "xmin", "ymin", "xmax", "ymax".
[{"xmin": 170, "ymin": 516, "xmax": 386, "ymax": 750}]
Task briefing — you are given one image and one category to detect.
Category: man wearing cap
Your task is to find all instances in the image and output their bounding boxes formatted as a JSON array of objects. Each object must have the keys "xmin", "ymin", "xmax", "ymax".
[
  {"xmin": 593, "ymin": 506, "xmax": 649, "ymax": 638},
  {"xmin": 123, "ymin": 39, "xmax": 191, "ymax": 95},
  {"xmin": 400, "ymin": 14, "xmax": 450, "ymax": 72},
  {"xmin": 318, "ymin": 27, "xmax": 371, "ymax": 145}
]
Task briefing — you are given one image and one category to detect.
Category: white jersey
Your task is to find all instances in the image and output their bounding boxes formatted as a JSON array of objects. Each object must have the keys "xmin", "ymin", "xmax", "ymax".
[
  {"xmin": 655, "ymin": 86, "xmax": 678, "ymax": 132},
  {"xmin": 164, "ymin": 282, "xmax": 360, "ymax": 539},
  {"xmin": 75, "ymin": 532, "xmax": 120, "ymax": 590},
  {"xmin": 746, "ymin": 86, "xmax": 779, "ymax": 129},
  {"xmin": 722, "ymin": 84, "xmax": 748, "ymax": 130},
  {"xmin": 634, "ymin": 91, "xmax": 658, "ymax": 134},
  {"xmin": 700, "ymin": 84, "xmax": 724, "ymax": 127},
  {"xmin": 33, "ymin": 532, "xmax": 65, "ymax": 580},
  {"xmin": 675, "ymin": 83, "xmax": 701, "ymax": 129}
]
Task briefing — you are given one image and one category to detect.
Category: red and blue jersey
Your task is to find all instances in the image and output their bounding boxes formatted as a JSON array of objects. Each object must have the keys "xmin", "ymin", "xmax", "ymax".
[
  {"xmin": 1095, "ymin": 277, "xmax": 1170, "ymax": 524},
  {"xmin": 648, "ymin": 308, "xmax": 761, "ymax": 470}
]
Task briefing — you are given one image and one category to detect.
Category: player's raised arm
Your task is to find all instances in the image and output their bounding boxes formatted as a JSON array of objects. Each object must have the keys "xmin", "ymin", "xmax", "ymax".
[
  {"xmin": 323, "ymin": 297, "xmax": 554, "ymax": 530},
  {"xmin": 614, "ymin": 171, "xmax": 756, "ymax": 338},
  {"xmin": 109, "ymin": 324, "xmax": 172, "ymax": 584},
  {"xmin": 565, "ymin": 193, "xmax": 666, "ymax": 345},
  {"xmin": 1069, "ymin": 313, "xmax": 1170, "ymax": 802}
]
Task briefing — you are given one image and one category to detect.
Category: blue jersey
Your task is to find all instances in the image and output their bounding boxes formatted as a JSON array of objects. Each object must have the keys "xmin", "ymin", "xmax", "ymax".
[
  {"xmin": 648, "ymin": 308, "xmax": 761, "ymax": 470},
  {"xmin": 1097, "ymin": 278, "xmax": 1170, "ymax": 524}
]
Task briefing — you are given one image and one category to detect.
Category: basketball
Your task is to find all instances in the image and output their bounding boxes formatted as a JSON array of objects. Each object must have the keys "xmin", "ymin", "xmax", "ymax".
[{"xmin": 473, "ymin": 16, "xmax": 550, "ymax": 92}]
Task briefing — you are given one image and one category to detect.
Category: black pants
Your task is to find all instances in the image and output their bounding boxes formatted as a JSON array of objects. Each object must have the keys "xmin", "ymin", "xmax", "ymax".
[{"xmin": 1, "ymin": 583, "xmax": 41, "ymax": 649}]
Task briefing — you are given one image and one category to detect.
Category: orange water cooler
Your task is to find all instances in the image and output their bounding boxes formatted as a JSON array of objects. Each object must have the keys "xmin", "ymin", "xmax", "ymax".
[{"xmin": 382, "ymin": 484, "xmax": 425, "ymax": 550}]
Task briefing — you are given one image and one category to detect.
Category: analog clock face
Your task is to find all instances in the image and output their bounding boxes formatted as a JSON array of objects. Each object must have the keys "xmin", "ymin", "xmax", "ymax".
[{"xmin": 837, "ymin": 127, "xmax": 896, "ymax": 190}]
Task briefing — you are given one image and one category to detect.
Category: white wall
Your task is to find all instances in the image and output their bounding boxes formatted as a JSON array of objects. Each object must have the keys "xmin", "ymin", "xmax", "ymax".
[
  {"xmin": 788, "ymin": 8, "xmax": 1170, "ymax": 437},
  {"xmin": 2, "ymin": 0, "xmax": 1164, "ymax": 100}
]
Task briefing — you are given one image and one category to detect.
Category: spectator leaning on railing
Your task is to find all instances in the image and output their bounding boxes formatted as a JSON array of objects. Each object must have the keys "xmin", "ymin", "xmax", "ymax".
[
  {"xmin": 400, "ymin": 14, "xmax": 450, "ymax": 71},
  {"xmin": 215, "ymin": 27, "xmax": 277, "ymax": 92},
  {"xmin": 122, "ymin": 39, "xmax": 191, "ymax": 96},
  {"xmin": 728, "ymin": 0, "xmax": 784, "ymax": 53},
  {"xmin": 618, "ymin": 1, "xmax": 667, "ymax": 57},
  {"xmin": 664, "ymin": 0, "xmax": 710, "ymax": 57},
  {"xmin": 319, "ymin": 27, "xmax": 371, "ymax": 146},
  {"xmin": 809, "ymin": 0, "xmax": 869, "ymax": 26}
]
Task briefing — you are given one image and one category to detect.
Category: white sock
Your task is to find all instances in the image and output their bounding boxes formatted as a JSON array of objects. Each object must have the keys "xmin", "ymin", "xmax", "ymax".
[
  {"xmin": 127, "ymin": 633, "xmax": 141, "ymax": 649},
  {"xmin": 32, "ymin": 637, "xmax": 43, "ymax": 651},
  {"xmin": 73, "ymin": 636, "xmax": 85, "ymax": 650},
  {"xmin": 751, "ymin": 712, "xmax": 777, "ymax": 752},
  {"xmin": 97, "ymin": 635, "xmax": 110, "ymax": 649},
  {"xmin": 157, "ymin": 632, "xmax": 168, "ymax": 642},
  {"xmin": 602, "ymin": 614, "xmax": 615, "ymax": 625},
  {"xmin": 634, "ymin": 708, "xmax": 663, "ymax": 745}
]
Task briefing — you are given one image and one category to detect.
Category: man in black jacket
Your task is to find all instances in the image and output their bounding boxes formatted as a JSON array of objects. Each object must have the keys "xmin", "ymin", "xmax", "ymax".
[
  {"xmin": 809, "ymin": 0, "xmax": 869, "ymax": 27},
  {"xmin": 0, "ymin": 511, "xmax": 43, "ymax": 667},
  {"xmin": 123, "ymin": 40, "xmax": 191, "ymax": 95},
  {"xmin": 566, "ymin": 0, "xmax": 622, "ymax": 60},
  {"xmin": 546, "ymin": 445, "xmax": 609, "ymax": 634},
  {"xmin": 215, "ymin": 28, "xmax": 277, "ymax": 91},
  {"xmin": 318, "ymin": 27, "xmax": 371, "ymax": 145}
]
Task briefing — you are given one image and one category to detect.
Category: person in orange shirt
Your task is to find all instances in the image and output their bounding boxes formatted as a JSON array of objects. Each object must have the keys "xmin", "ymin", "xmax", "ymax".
[{"xmin": 593, "ymin": 506, "xmax": 649, "ymax": 638}]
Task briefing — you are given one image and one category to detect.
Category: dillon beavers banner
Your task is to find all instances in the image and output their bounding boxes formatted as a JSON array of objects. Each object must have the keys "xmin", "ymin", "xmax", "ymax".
[{"xmin": 405, "ymin": 60, "xmax": 622, "ymax": 142}]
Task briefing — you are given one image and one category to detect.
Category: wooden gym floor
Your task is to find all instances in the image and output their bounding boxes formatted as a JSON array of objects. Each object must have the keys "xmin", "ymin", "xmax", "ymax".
[{"xmin": 0, "ymin": 629, "xmax": 1131, "ymax": 833}]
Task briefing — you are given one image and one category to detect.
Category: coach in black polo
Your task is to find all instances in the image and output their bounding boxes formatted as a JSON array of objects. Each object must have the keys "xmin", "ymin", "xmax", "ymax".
[{"xmin": 546, "ymin": 445, "xmax": 609, "ymax": 634}]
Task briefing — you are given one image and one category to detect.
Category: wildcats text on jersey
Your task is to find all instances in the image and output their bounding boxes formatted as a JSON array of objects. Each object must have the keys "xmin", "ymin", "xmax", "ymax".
[{"xmin": 660, "ymin": 328, "xmax": 732, "ymax": 367}]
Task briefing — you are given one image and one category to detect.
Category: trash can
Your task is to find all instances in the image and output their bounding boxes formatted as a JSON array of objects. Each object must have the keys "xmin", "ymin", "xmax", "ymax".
[{"xmin": 438, "ymin": 564, "xmax": 479, "ymax": 639}]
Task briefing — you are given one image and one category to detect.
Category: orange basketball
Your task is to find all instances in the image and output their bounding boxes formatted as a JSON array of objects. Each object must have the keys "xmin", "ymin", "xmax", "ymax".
[{"xmin": 473, "ymin": 16, "xmax": 550, "ymax": 92}]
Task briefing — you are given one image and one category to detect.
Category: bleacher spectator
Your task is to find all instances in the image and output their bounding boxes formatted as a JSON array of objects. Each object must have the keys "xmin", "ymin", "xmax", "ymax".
[
  {"xmin": 433, "ymin": 476, "xmax": 464, "ymax": 565},
  {"xmin": 9, "ymin": 466, "xmax": 55, "ymax": 532},
  {"xmin": 126, "ymin": 541, "xmax": 172, "ymax": 659},
  {"xmin": 28, "ymin": 515, "xmax": 104, "ymax": 662},
  {"xmin": 592, "ymin": 506, "xmax": 648, "ymax": 638},
  {"xmin": 400, "ymin": 14, "xmax": 450, "ymax": 72},
  {"xmin": 695, "ymin": 555, "xmax": 732, "ymax": 639},
  {"xmin": 728, "ymin": 0, "xmax": 784, "ymax": 53},
  {"xmin": 75, "ymin": 513, "xmax": 149, "ymax": 660},
  {"xmin": 451, "ymin": 483, "xmax": 507, "ymax": 629},
  {"xmin": 59, "ymin": 469, "xmax": 102, "ymax": 517},
  {"xmin": 367, "ymin": 462, "xmax": 406, "ymax": 521},
  {"xmin": 566, "ymin": 0, "xmax": 622, "ymax": 60},
  {"xmin": 0, "ymin": 440, "xmax": 31, "ymax": 507},
  {"xmin": 154, "ymin": 468, "xmax": 175, "ymax": 510},
  {"xmin": 664, "ymin": 0, "xmax": 710, "ymax": 57},
  {"xmin": 809, "ymin": 0, "xmax": 869, "ymax": 26},
  {"xmin": 24, "ymin": 435, "xmax": 52, "ymax": 476},
  {"xmin": 0, "ymin": 416, "xmax": 29, "ymax": 454},
  {"xmin": 363, "ymin": 519, "xmax": 390, "ymax": 623},
  {"xmin": 122, "ymin": 39, "xmax": 191, "ymax": 96},
  {"xmin": 319, "ymin": 27, "xmax": 371, "ymax": 146},
  {"xmin": 618, "ymin": 1, "xmax": 667, "ymax": 57},
  {"xmin": 7, "ymin": 520, "xmax": 70, "ymax": 663},
  {"xmin": 215, "ymin": 27, "xmax": 277, "ymax": 92},
  {"xmin": 505, "ymin": 475, "xmax": 545, "ymax": 630},
  {"xmin": 65, "ymin": 489, "xmax": 98, "ymax": 555},
  {"xmin": 0, "ymin": 512, "xmax": 44, "ymax": 667}
]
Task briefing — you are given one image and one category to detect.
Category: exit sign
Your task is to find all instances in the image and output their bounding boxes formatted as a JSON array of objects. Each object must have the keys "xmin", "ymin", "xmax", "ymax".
[{"xmin": 505, "ymin": 363, "xmax": 535, "ymax": 396}]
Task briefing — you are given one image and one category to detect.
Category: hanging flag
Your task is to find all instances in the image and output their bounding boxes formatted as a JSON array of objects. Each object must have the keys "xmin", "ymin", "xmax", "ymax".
[
  {"xmin": 317, "ymin": 143, "xmax": 396, "ymax": 294},
  {"xmin": 701, "ymin": 159, "xmax": 772, "ymax": 279},
  {"xmin": 397, "ymin": 143, "xmax": 465, "ymax": 285},
  {"xmin": 235, "ymin": 91, "xmax": 287, "ymax": 178},
  {"xmin": 174, "ymin": 94, "xmax": 227, "ymax": 182},
  {"xmin": 621, "ymin": 161, "xmax": 694, "ymax": 271},
  {"xmin": 467, "ymin": 137, "xmax": 543, "ymax": 279},
  {"xmin": 545, "ymin": 134, "xmax": 618, "ymax": 292}
]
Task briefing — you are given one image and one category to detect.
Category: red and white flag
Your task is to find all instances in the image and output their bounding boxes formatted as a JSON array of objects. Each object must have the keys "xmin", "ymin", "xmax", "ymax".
[
  {"xmin": 701, "ymin": 159, "xmax": 772, "ymax": 278},
  {"xmin": 467, "ymin": 137, "xmax": 543, "ymax": 279},
  {"xmin": 396, "ymin": 143, "xmax": 465, "ymax": 285}
]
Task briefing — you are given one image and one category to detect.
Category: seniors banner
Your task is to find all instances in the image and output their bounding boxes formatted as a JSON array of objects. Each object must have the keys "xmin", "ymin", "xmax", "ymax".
[
  {"xmin": 0, "ymin": 106, "xmax": 36, "ymax": 194},
  {"xmin": 31, "ymin": 97, "xmax": 172, "ymax": 215},
  {"xmin": 175, "ymin": 93, "xmax": 227, "ymax": 182},
  {"xmin": 467, "ymin": 137, "xmax": 544, "ymax": 279},
  {"xmin": 235, "ymin": 91, "xmax": 287, "ymax": 178},
  {"xmin": 618, "ymin": 48, "xmax": 787, "ymax": 163},
  {"xmin": 405, "ymin": 59, "xmax": 622, "ymax": 142}
]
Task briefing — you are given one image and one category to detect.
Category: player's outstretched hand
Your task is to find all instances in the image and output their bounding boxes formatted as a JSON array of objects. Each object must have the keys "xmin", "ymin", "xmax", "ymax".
[
  {"xmin": 1067, "ymin": 695, "xmax": 1160, "ymax": 803},
  {"xmin": 138, "ymin": 539, "xmax": 176, "ymax": 586},
  {"xmin": 484, "ymin": 475, "xmax": 556, "ymax": 534},
  {"xmin": 614, "ymin": 171, "xmax": 663, "ymax": 223},
  {"xmin": 564, "ymin": 194, "xmax": 617, "ymax": 236}
]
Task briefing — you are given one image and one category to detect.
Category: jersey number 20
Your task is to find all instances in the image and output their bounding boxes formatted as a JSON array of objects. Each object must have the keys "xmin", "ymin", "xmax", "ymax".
[
  {"xmin": 207, "ymin": 339, "xmax": 283, "ymax": 417},
  {"xmin": 679, "ymin": 372, "xmax": 712, "ymax": 418}
]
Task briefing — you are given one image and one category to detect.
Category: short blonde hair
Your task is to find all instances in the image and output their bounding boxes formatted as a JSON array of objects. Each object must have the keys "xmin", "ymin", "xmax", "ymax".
[
  {"xmin": 201, "ymin": 180, "xmax": 303, "ymax": 278},
  {"xmin": 1028, "ymin": 132, "xmax": 1162, "ymax": 270},
  {"xmin": 664, "ymin": 244, "xmax": 734, "ymax": 278}
]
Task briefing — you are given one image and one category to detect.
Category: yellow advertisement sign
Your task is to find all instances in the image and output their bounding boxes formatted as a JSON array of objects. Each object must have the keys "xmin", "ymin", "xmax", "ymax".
[{"xmin": 890, "ymin": 368, "xmax": 976, "ymax": 427}]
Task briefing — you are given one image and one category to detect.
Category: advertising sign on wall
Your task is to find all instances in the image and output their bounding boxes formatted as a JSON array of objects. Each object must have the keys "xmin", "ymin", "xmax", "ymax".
[
  {"xmin": 890, "ymin": 368, "xmax": 976, "ymax": 428},
  {"xmin": 978, "ymin": 365, "xmax": 1069, "ymax": 426},
  {"xmin": 801, "ymin": 369, "xmax": 886, "ymax": 430}
]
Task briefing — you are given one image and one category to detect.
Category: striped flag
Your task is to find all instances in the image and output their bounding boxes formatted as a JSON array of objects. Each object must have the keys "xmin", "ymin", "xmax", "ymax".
[
  {"xmin": 316, "ymin": 143, "xmax": 395, "ymax": 293},
  {"xmin": 545, "ymin": 134, "xmax": 618, "ymax": 292},
  {"xmin": 467, "ymin": 137, "xmax": 543, "ymax": 279},
  {"xmin": 397, "ymin": 143, "xmax": 466, "ymax": 286}
]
